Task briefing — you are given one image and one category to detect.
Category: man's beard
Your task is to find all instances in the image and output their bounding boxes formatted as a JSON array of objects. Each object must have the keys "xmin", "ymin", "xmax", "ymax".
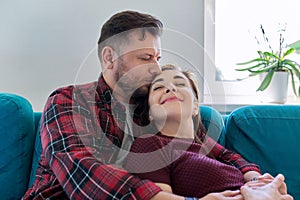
[{"xmin": 113, "ymin": 62, "xmax": 151, "ymax": 100}]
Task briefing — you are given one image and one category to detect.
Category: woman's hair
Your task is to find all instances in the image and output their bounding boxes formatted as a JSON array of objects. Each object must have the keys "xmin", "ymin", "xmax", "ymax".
[
  {"xmin": 97, "ymin": 10, "xmax": 163, "ymax": 61},
  {"xmin": 134, "ymin": 64, "xmax": 207, "ymax": 144}
]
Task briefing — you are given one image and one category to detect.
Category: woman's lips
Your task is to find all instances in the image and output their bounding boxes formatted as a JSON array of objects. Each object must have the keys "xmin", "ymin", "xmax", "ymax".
[{"xmin": 161, "ymin": 96, "xmax": 182, "ymax": 104}]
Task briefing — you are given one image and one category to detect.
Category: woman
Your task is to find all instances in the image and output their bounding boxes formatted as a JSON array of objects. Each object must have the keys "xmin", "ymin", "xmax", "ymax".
[{"xmin": 124, "ymin": 64, "xmax": 291, "ymax": 199}]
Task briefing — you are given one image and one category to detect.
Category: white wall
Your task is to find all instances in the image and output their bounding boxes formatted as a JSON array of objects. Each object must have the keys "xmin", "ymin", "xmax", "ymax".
[{"xmin": 0, "ymin": 0, "xmax": 204, "ymax": 111}]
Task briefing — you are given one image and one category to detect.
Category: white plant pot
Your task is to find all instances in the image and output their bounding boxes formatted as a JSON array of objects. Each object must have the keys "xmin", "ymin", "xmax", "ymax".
[{"xmin": 258, "ymin": 71, "xmax": 289, "ymax": 104}]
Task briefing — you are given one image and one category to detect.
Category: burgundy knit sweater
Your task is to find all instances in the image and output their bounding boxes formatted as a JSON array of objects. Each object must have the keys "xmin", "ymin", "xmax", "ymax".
[{"xmin": 124, "ymin": 134, "xmax": 245, "ymax": 198}]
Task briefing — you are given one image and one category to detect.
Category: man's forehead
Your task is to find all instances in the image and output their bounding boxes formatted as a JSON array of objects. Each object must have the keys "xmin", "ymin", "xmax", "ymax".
[{"xmin": 119, "ymin": 31, "xmax": 161, "ymax": 55}]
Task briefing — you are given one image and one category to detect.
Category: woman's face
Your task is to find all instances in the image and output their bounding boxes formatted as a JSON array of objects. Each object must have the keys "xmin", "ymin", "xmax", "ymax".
[{"xmin": 148, "ymin": 69, "xmax": 197, "ymax": 123}]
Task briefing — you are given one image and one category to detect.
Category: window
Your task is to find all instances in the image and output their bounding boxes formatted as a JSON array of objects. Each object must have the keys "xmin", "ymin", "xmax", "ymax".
[{"xmin": 203, "ymin": 0, "xmax": 300, "ymax": 110}]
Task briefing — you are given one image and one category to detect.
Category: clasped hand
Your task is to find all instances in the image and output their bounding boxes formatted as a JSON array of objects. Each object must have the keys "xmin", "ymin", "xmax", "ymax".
[{"xmin": 200, "ymin": 173, "xmax": 293, "ymax": 200}]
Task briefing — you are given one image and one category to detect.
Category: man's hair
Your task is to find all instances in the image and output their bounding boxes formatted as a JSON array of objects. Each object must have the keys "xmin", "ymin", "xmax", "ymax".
[{"xmin": 97, "ymin": 10, "xmax": 163, "ymax": 61}]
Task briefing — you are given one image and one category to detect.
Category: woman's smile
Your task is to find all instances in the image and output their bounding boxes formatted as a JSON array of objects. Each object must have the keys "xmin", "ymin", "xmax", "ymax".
[{"xmin": 161, "ymin": 96, "xmax": 182, "ymax": 104}]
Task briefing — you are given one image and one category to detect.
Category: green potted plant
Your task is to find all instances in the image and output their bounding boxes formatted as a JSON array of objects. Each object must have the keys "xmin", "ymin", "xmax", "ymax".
[{"xmin": 235, "ymin": 24, "xmax": 300, "ymax": 103}]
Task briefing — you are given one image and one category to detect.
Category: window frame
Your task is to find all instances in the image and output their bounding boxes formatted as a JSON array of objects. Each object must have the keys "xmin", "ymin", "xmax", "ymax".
[
  {"xmin": 203, "ymin": 0, "xmax": 258, "ymax": 106},
  {"xmin": 202, "ymin": 0, "xmax": 298, "ymax": 110}
]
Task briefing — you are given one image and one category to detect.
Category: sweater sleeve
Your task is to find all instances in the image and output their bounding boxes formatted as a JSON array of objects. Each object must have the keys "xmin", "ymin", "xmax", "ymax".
[
  {"xmin": 205, "ymin": 137, "xmax": 261, "ymax": 174},
  {"xmin": 124, "ymin": 135, "xmax": 172, "ymax": 186}
]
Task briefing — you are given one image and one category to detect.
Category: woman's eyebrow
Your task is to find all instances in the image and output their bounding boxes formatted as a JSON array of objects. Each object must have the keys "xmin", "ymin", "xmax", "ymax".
[
  {"xmin": 152, "ymin": 78, "xmax": 164, "ymax": 85},
  {"xmin": 173, "ymin": 75, "xmax": 185, "ymax": 80},
  {"xmin": 152, "ymin": 75, "xmax": 185, "ymax": 85}
]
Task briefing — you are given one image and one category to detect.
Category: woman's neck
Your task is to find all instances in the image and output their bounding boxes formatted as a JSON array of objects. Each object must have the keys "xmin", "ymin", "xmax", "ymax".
[{"xmin": 158, "ymin": 118, "xmax": 194, "ymax": 139}]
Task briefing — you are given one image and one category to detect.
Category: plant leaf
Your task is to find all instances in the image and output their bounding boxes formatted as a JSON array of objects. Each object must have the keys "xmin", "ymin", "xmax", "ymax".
[
  {"xmin": 236, "ymin": 58, "xmax": 266, "ymax": 65},
  {"xmin": 263, "ymin": 51, "xmax": 279, "ymax": 59},
  {"xmin": 283, "ymin": 48, "xmax": 295, "ymax": 58},
  {"xmin": 289, "ymin": 40, "xmax": 300, "ymax": 54},
  {"xmin": 250, "ymin": 61, "xmax": 279, "ymax": 73},
  {"xmin": 257, "ymin": 71, "xmax": 274, "ymax": 91},
  {"xmin": 235, "ymin": 62, "xmax": 267, "ymax": 71},
  {"xmin": 283, "ymin": 60, "xmax": 300, "ymax": 78},
  {"xmin": 287, "ymin": 68, "xmax": 298, "ymax": 97}
]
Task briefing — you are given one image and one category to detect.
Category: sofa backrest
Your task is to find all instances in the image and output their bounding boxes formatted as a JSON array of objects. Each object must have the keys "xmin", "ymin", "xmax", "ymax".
[
  {"xmin": 0, "ymin": 93, "xmax": 35, "ymax": 200},
  {"xmin": 28, "ymin": 112, "xmax": 42, "ymax": 188},
  {"xmin": 200, "ymin": 105, "xmax": 226, "ymax": 145},
  {"xmin": 225, "ymin": 105, "xmax": 300, "ymax": 199}
]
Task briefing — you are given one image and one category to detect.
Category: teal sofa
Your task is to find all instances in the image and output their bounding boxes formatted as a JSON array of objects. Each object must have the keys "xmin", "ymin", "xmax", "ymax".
[{"xmin": 0, "ymin": 92, "xmax": 299, "ymax": 199}]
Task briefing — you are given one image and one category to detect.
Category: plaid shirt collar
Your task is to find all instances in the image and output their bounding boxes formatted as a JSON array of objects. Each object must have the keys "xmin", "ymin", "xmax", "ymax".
[{"xmin": 96, "ymin": 73, "xmax": 126, "ymax": 113}]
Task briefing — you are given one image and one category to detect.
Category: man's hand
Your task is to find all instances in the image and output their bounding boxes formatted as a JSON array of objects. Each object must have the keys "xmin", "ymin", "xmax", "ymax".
[
  {"xmin": 150, "ymin": 191, "xmax": 185, "ymax": 200},
  {"xmin": 201, "ymin": 190, "xmax": 243, "ymax": 200},
  {"xmin": 151, "ymin": 190, "xmax": 243, "ymax": 200}
]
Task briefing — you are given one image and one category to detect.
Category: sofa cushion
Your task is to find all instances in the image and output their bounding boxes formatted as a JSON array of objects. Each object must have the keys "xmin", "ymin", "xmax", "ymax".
[
  {"xmin": 225, "ymin": 105, "xmax": 300, "ymax": 199},
  {"xmin": 0, "ymin": 93, "xmax": 35, "ymax": 199}
]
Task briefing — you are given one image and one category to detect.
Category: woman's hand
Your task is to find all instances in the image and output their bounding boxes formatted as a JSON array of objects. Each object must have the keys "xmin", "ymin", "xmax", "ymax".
[
  {"xmin": 201, "ymin": 190, "xmax": 243, "ymax": 200},
  {"xmin": 243, "ymin": 171, "xmax": 261, "ymax": 183},
  {"xmin": 245, "ymin": 173, "xmax": 274, "ymax": 188},
  {"xmin": 245, "ymin": 173, "xmax": 288, "ymax": 195},
  {"xmin": 241, "ymin": 174, "xmax": 293, "ymax": 200}
]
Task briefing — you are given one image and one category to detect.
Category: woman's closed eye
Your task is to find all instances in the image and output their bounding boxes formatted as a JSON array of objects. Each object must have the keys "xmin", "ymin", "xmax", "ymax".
[
  {"xmin": 152, "ymin": 82, "xmax": 186, "ymax": 91},
  {"xmin": 152, "ymin": 85, "xmax": 164, "ymax": 91},
  {"xmin": 175, "ymin": 83, "xmax": 186, "ymax": 87}
]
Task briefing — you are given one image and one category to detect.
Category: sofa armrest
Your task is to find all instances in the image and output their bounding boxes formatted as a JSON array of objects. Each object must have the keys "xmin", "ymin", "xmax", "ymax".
[
  {"xmin": 225, "ymin": 105, "xmax": 300, "ymax": 199},
  {"xmin": 0, "ymin": 93, "xmax": 35, "ymax": 199}
]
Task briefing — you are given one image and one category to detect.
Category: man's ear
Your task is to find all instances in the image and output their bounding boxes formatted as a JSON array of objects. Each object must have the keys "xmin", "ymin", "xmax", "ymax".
[{"xmin": 102, "ymin": 46, "xmax": 114, "ymax": 69}]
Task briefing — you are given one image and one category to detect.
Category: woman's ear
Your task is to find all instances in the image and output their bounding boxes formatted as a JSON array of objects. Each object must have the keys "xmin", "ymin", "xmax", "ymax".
[
  {"xmin": 102, "ymin": 46, "xmax": 115, "ymax": 69},
  {"xmin": 149, "ymin": 115, "xmax": 154, "ymax": 121},
  {"xmin": 193, "ymin": 101, "xmax": 199, "ymax": 117}
]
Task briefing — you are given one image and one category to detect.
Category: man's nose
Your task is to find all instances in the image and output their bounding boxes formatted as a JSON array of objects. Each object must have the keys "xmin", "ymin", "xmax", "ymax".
[{"xmin": 148, "ymin": 61, "xmax": 161, "ymax": 76}]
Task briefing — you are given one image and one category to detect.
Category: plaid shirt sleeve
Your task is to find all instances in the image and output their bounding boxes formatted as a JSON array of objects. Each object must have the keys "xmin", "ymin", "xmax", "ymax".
[
  {"xmin": 205, "ymin": 137, "xmax": 261, "ymax": 174},
  {"xmin": 40, "ymin": 86, "xmax": 161, "ymax": 200}
]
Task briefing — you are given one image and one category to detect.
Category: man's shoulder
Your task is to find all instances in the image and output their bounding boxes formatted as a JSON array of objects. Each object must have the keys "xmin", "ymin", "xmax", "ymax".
[
  {"xmin": 43, "ymin": 81, "xmax": 99, "ymax": 110},
  {"xmin": 47, "ymin": 81, "xmax": 98, "ymax": 100}
]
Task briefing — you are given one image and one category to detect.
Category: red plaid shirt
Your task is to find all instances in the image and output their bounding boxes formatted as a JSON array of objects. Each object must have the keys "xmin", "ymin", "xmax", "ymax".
[{"xmin": 22, "ymin": 75, "xmax": 161, "ymax": 200}]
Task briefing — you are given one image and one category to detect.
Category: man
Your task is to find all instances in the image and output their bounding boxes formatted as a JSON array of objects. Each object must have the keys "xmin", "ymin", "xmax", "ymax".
[
  {"xmin": 23, "ymin": 10, "xmax": 292, "ymax": 200},
  {"xmin": 22, "ymin": 10, "xmax": 190, "ymax": 200}
]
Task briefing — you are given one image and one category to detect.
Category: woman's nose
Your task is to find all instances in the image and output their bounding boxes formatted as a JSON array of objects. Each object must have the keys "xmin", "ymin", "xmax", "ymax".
[{"xmin": 165, "ymin": 85, "xmax": 176, "ymax": 93}]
